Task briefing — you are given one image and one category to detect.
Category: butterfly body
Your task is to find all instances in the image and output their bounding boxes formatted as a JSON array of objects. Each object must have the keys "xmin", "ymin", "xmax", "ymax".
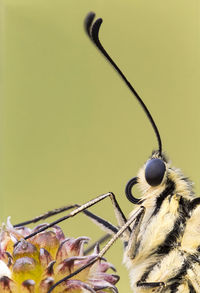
[{"xmin": 123, "ymin": 152, "xmax": 200, "ymax": 292}]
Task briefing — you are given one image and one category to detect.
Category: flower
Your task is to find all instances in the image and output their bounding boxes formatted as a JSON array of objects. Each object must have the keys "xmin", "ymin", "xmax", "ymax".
[{"xmin": 0, "ymin": 218, "xmax": 119, "ymax": 292}]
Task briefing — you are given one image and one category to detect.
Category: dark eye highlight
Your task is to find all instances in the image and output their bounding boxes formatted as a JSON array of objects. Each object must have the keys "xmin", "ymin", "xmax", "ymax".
[{"xmin": 145, "ymin": 158, "xmax": 166, "ymax": 186}]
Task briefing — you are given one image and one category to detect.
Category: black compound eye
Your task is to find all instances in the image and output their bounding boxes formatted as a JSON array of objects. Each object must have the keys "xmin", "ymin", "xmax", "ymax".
[{"xmin": 145, "ymin": 158, "xmax": 166, "ymax": 186}]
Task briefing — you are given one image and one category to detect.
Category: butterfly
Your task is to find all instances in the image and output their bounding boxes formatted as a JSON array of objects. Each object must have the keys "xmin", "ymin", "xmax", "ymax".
[{"xmin": 14, "ymin": 12, "xmax": 200, "ymax": 293}]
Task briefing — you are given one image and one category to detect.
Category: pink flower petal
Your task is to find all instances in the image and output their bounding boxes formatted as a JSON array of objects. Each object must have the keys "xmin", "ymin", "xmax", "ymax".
[
  {"xmin": 15, "ymin": 227, "xmax": 32, "ymax": 238},
  {"xmin": 46, "ymin": 260, "xmax": 56, "ymax": 276},
  {"xmin": 51, "ymin": 226, "xmax": 65, "ymax": 242},
  {"xmin": 93, "ymin": 243, "xmax": 100, "ymax": 255},
  {"xmin": 90, "ymin": 279, "xmax": 119, "ymax": 293},
  {"xmin": 55, "ymin": 239, "xmax": 70, "ymax": 263},
  {"xmin": 31, "ymin": 224, "xmax": 48, "ymax": 233},
  {"xmin": 39, "ymin": 277, "xmax": 54, "ymax": 292},
  {"xmin": 22, "ymin": 279, "xmax": 35, "ymax": 292},
  {"xmin": 97, "ymin": 273, "xmax": 120, "ymax": 285},
  {"xmin": 31, "ymin": 231, "xmax": 59, "ymax": 252},
  {"xmin": 56, "ymin": 279, "xmax": 96, "ymax": 293},
  {"xmin": 71, "ymin": 237, "xmax": 90, "ymax": 256},
  {"xmin": 97, "ymin": 262, "xmax": 116, "ymax": 273},
  {"xmin": 56, "ymin": 237, "xmax": 89, "ymax": 262},
  {"xmin": 39, "ymin": 248, "xmax": 53, "ymax": 267},
  {"xmin": 55, "ymin": 256, "xmax": 85, "ymax": 275},
  {"xmin": 13, "ymin": 257, "xmax": 36, "ymax": 273},
  {"xmin": 13, "ymin": 239, "xmax": 38, "ymax": 259},
  {"xmin": 0, "ymin": 276, "xmax": 16, "ymax": 292}
]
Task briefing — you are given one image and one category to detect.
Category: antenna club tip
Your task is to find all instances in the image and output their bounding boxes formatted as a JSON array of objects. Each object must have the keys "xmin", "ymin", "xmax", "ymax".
[
  {"xmin": 91, "ymin": 18, "xmax": 103, "ymax": 41},
  {"xmin": 86, "ymin": 11, "xmax": 96, "ymax": 20},
  {"xmin": 84, "ymin": 12, "xmax": 96, "ymax": 34},
  {"xmin": 94, "ymin": 18, "xmax": 103, "ymax": 27}
]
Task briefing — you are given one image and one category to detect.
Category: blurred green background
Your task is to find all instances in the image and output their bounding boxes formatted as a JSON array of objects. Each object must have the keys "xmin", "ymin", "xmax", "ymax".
[{"xmin": 1, "ymin": 0, "xmax": 200, "ymax": 291}]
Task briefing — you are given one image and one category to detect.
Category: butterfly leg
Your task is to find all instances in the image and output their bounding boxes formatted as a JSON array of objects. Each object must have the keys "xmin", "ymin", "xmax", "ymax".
[
  {"xmin": 15, "ymin": 192, "xmax": 127, "ymax": 230},
  {"xmin": 137, "ymin": 281, "xmax": 165, "ymax": 289},
  {"xmin": 126, "ymin": 207, "xmax": 145, "ymax": 259},
  {"xmin": 15, "ymin": 203, "xmax": 118, "ymax": 235},
  {"xmin": 21, "ymin": 192, "xmax": 130, "ymax": 241}
]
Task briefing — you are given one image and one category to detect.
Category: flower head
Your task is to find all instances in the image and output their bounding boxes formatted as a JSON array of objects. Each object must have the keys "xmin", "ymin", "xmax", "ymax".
[{"xmin": 0, "ymin": 218, "xmax": 119, "ymax": 292}]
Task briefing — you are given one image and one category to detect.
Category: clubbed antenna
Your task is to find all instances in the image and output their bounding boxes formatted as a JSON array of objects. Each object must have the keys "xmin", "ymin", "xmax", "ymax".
[{"xmin": 84, "ymin": 12, "xmax": 162, "ymax": 155}]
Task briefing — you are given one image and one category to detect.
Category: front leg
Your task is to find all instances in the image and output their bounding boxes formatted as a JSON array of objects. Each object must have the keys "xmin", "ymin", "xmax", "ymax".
[
  {"xmin": 126, "ymin": 206, "xmax": 145, "ymax": 259},
  {"xmin": 137, "ymin": 281, "xmax": 165, "ymax": 288}
]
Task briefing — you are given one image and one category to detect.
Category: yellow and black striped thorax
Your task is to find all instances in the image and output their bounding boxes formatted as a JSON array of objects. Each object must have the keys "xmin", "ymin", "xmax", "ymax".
[{"xmin": 124, "ymin": 151, "xmax": 200, "ymax": 292}]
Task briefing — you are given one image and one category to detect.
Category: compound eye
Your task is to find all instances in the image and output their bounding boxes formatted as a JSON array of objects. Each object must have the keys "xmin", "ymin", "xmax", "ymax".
[{"xmin": 145, "ymin": 158, "xmax": 166, "ymax": 186}]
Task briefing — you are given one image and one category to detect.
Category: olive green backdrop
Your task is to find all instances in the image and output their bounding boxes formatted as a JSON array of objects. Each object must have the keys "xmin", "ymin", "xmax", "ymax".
[{"xmin": 1, "ymin": 0, "xmax": 200, "ymax": 291}]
